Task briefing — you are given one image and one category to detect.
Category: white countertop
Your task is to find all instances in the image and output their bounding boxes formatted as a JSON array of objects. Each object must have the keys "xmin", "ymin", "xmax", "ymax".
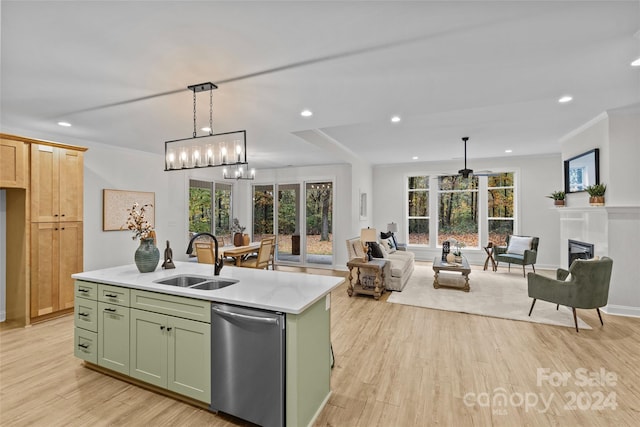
[{"xmin": 72, "ymin": 262, "xmax": 344, "ymax": 314}]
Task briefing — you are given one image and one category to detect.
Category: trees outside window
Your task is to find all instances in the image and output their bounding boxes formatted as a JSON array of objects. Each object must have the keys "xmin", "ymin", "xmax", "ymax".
[
  {"xmin": 487, "ymin": 173, "xmax": 514, "ymax": 246},
  {"xmin": 408, "ymin": 176, "xmax": 429, "ymax": 244},
  {"xmin": 438, "ymin": 175, "xmax": 479, "ymax": 247},
  {"xmin": 253, "ymin": 185, "xmax": 274, "ymax": 241}
]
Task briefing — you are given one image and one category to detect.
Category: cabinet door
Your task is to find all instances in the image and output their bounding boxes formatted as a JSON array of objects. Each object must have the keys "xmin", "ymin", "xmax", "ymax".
[
  {"xmin": 58, "ymin": 148, "xmax": 83, "ymax": 222},
  {"xmin": 130, "ymin": 308, "xmax": 167, "ymax": 388},
  {"xmin": 31, "ymin": 144, "xmax": 60, "ymax": 222},
  {"xmin": 30, "ymin": 222, "xmax": 59, "ymax": 317},
  {"xmin": 0, "ymin": 139, "xmax": 28, "ymax": 188},
  {"xmin": 167, "ymin": 317, "xmax": 211, "ymax": 403},
  {"xmin": 98, "ymin": 302, "xmax": 130, "ymax": 375},
  {"xmin": 59, "ymin": 222, "xmax": 83, "ymax": 310}
]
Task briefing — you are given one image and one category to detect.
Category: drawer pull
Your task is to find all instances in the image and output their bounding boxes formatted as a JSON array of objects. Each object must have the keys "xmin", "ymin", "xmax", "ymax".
[
  {"xmin": 78, "ymin": 288, "xmax": 89, "ymax": 293},
  {"xmin": 104, "ymin": 308, "xmax": 116, "ymax": 313},
  {"xmin": 166, "ymin": 327, "xmax": 172, "ymax": 332},
  {"xmin": 160, "ymin": 325, "xmax": 165, "ymax": 330},
  {"xmin": 78, "ymin": 312, "xmax": 89, "ymax": 317},
  {"xmin": 105, "ymin": 293, "xmax": 118, "ymax": 298},
  {"xmin": 78, "ymin": 343, "xmax": 89, "ymax": 349}
]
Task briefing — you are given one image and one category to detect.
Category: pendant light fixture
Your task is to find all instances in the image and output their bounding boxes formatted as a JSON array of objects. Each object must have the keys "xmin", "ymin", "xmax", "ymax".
[{"xmin": 164, "ymin": 82, "xmax": 252, "ymax": 177}]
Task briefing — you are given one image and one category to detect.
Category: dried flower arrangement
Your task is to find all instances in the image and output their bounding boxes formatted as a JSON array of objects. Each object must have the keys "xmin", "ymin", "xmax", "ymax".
[{"xmin": 124, "ymin": 202, "xmax": 154, "ymax": 240}]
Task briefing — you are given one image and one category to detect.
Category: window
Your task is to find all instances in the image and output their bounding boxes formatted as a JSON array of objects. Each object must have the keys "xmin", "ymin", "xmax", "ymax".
[
  {"xmin": 408, "ymin": 176, "xmax": 429, "ymax": 245},
  {"xmin": 214, "ymin": 183, "xmax": 232, "ymax": 242},
  {"xmin": 253, "ymin": 184, "xmax": 274, "ymax": 241},
  {"xmin": 189, "ymin": 180, "xmax": 213, "ymax": 233},
  {"xmin": 405, "ymin": 171, "xmax": 517, "ymax": 249},
  {"xmin": 438, "ymin": 175, "xmax": 478, "ymax": 247},
  {"xmin": 487, "ymin": 173, "xmax": 514, "ymax": 246},
  {"xmin": 189, "ymin": 180, "xmax": 233, "ymax": 241}
]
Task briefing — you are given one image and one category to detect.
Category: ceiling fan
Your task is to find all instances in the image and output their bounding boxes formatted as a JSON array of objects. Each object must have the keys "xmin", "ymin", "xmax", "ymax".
[{"xmin": 457, "ymin": 136, "xmax": 495, "ymax": 178}]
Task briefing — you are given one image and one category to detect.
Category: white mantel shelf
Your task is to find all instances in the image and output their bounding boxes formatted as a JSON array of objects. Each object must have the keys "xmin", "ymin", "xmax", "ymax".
[{"xmin": 72, "ymin": 262, "xmax": 344, "ymax": 314}]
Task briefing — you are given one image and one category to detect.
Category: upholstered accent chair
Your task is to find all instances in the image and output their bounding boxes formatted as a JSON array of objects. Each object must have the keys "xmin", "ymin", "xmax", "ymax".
[
  {"xmin": 527, "ymin": 257, "xmax": 613, "ymax": 332},
  {"xmin": 494, "ymin": 235, "xmax": 539, "ymax": 277}
]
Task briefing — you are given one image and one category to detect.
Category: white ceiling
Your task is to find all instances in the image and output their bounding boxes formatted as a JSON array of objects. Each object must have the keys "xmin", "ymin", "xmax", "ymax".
[{"xmin": 2, "ymin": 1, "xmax": 639, "ymax": 170}]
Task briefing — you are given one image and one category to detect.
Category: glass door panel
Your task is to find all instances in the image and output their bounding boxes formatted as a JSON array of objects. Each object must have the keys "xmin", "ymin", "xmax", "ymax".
[
  {"xmin": 305, "ymin": 182, "xmax": 333, "ymax": 265},
  {"xmin": 214, "ymin": 182, "xmax": 232, "ymax": 246},
  {"xmin": 277, "ymin": 184, "xmax": 301, "ymax": 264},
  {"xmin": 253, "ymin": 185, "xmax": 274, "ymax": 242}
]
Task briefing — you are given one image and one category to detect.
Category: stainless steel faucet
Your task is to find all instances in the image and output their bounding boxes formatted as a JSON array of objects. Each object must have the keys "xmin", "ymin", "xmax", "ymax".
[{"xmin": 186, "ymin": 232, "xmax": 223, "ymax": 276}]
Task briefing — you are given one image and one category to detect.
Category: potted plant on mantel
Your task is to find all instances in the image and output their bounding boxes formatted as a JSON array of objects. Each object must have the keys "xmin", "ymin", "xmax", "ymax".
[
  {"xmin": 547, "ymin": 190, "xmax": 566, "ymax": 207},
  {"xmin": 585, "ymin": 183, "xmax": 606, "ymax": 206}
]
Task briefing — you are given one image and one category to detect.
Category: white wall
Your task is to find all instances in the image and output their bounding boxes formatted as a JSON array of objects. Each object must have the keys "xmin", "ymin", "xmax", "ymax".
[
  {"xmin": 560, "ymin": 105, "xmax": 640, "ymax": 316},
  {"xmin": 372, "ymin": 154, "xmax": 562, "ymax": 268}
]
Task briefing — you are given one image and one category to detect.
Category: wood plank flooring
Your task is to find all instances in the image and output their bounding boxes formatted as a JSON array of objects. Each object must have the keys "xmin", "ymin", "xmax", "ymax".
[{"xmin": 1, "ymin": 262, "xmax": 639, "ymax": 426}]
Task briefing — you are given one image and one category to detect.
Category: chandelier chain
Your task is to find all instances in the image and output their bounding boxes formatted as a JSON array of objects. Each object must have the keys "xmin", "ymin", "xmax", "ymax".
[
  {"xmin": 209, "ymin": 88, "xmax": 214, "ymax": 135},
  {"xmin": 192, "ymin": 89, "xmax": 197, "ymax": 138}
]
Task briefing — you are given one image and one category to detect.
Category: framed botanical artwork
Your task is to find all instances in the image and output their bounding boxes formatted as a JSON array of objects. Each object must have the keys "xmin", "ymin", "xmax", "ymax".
[{"xmin": 103, "ymin": 189, "xmax": 155, "ymax": 231}]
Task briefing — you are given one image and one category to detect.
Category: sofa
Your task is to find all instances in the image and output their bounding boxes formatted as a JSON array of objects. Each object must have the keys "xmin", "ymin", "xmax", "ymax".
[{"xmin": 346, "ymin": 236, "xmax": 415, "ymax": 292}]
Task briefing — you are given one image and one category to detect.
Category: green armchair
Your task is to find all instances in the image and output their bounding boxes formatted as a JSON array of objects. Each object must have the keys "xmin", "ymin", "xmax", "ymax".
[
  {"xmin": 527, "ymin": 257, "xmax": 613, "ymax": 332},
  {"xmin": 494, "ymin": 235, "xmax": 539, "ymax": 277}
]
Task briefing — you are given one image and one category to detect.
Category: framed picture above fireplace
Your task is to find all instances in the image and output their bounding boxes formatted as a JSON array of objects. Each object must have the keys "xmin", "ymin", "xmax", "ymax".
[{"xmin": 564, "ymin": 148, "xmax": 599, "ymax": 193}]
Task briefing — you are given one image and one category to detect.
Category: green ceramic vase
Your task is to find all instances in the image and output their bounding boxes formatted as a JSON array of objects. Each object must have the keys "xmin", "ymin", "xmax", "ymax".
[{"xmin": 135, "ymin": 238, "xmax": 160, "ymax": 273}]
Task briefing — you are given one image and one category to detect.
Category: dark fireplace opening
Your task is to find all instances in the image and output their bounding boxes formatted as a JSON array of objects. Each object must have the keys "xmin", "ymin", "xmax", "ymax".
[{"xmin": 568, "ymin": 239, "xmax": 594, "ymax": 268}]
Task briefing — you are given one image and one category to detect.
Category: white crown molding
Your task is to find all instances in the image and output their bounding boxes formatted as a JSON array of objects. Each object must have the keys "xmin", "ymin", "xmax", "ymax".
[{"xmin": 558, "ymin": 111, "xmax": 609, "ymax": 144}]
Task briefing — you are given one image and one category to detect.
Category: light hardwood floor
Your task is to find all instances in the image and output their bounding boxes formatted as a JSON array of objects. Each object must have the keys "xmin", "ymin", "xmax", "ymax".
[{"xmin": 1, "ymin": 262, "xmax": 639, "ymax": 426}]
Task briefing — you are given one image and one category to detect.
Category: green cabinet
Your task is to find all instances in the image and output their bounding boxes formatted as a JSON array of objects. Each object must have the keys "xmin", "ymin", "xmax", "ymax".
[
  {"xmin": 74, "ymin": 281, "xmax": 98, "ymax": 363},
  {"xmin": 98, "ymin": 301, "xmax": 130, "ymax": 375},
  {"xmin": 130, "ymin": 307, "xmax": 210, "ymax": 403}
]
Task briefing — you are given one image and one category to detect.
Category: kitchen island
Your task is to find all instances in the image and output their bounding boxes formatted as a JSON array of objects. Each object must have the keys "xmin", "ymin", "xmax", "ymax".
[{"xmin": 72, "ymin": 262, "xmax": 344, "ymax": 427}]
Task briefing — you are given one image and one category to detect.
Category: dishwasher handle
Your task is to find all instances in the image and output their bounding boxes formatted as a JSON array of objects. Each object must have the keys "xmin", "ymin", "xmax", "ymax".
[{"xmin": 212, "ymin": 305, "xmax": 279, "ymax": 325}]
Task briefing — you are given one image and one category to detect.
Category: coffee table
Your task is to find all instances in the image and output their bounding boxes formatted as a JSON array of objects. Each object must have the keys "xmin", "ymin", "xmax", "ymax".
[{"xmin": 432, "ymin": 256, "xmax": 471, "ymax": 292}]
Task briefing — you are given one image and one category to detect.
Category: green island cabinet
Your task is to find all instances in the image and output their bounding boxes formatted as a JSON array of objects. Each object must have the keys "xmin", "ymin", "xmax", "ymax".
[
  {"xmin": 73, "ymin": 277, "xmax": 333, "ymax": 426},
  {"xmin": 73, "ymin": 281, "xmax": 211, "ymax": 404}
]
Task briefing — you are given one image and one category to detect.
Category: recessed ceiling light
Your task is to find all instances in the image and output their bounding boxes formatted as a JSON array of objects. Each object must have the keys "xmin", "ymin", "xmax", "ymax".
[
  {"xmin": 201, "ymin": 127, "xmax": 211, "ymax": 133},
  {"xmin": 632, "ymin": 57, "xmax": 640, "ymax": 67},
  {"xmin": 558, "ymin": 95, "xmax": 573, "ymax": 103},
  {"xmin": 412, "ymin": 156, "xmax": 419, "ymax": 160},
  {"xmin": 300, "ymin": 109, "xmax": 313, "ymax": 117},
  {"xmin": 391, "ymin": 116, "xmax": 401, "ymax": 123},
  {"xmin": 505, "ymin": 149, "xmax": 513, "ymax": 153},
  {"xmin": 57, "ymin": 121, "xmax": 71, "ymax": 127}
]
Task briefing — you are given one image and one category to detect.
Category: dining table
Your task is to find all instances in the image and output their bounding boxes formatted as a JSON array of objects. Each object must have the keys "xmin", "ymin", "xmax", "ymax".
[{"xmin": 220, "ymin": 243, "xmax": 261, "ymax": 266}]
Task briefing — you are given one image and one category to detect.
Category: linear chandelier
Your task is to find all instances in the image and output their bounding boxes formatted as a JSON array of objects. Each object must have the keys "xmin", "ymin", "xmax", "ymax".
[
  {"xmin": 223, "ymin": 164, "xmax": 255, "ymax": 180},
  {"xmin": 164, "ymin": 82, "xmax": 251, "ymax": 174}
]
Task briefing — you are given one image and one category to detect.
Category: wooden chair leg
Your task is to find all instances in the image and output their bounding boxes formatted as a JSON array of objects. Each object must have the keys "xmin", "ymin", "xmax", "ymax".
[
  {"xmin": 596, "ymin": 308, "xmax": 604, "ymax": 326},
  {"xmin": 532, "ymin": 264, "xmax": 536, "ymax": 274},
  {"xmin": 522, "ymin": 265, "xmax": 526, "ymax": 277},
  {"xmin": 556, "ymin": 304, "xmax": 559, "ymax": 310},
  {"xmin": 508, "ymin": 263, "xmax": 511, "ymax": 272},
  {"xmin": 572, "ymin": 307, "xmax": 579, "ymax": 332},
  {"xmin": 528, "ymin": 299, "xmax": 536, "ymax": 316}
]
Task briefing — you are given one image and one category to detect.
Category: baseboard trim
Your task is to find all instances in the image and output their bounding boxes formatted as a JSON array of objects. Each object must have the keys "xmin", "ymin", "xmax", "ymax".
[
  {"xmin": 601, "ymin": 304, "xmax": 640, "ymax": 318},
  {"xmin": 307, "ymin": 390, "xmax": 332, "ymax": 427}
]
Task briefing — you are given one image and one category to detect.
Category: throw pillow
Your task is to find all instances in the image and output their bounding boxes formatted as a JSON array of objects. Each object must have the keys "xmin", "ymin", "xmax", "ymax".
[
  {"xmin": 380, "ymin": 231, "xmax": 392, "ymax": 239},
  {"xmin": 378, "ymin": 242, "xmax": 389, "ymax": 258},
  {"xmin": 383, "ymin": 237, "xmax": 397, "ymax": 253},
  {"xmin": 369, "ymin": 241, "xmax": 384, "ymax": 258},
  {"xmin": 506, "ymin": 236, "xmax": 533, "ymax": 255}
]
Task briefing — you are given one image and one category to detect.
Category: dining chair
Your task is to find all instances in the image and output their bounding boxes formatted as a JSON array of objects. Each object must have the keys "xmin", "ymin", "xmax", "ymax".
[
  {"xmin": 240, "ymin": 237, "xmax": 275, "ymax": 269},
  {"xmin": 194, "ymin": 242, "xmax": 216, "ymax": 264}
]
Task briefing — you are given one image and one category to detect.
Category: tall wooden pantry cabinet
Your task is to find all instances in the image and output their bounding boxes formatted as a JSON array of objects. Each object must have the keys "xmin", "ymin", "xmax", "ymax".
[{"xmin": 0, "ymin": 133, "xmax": 86, "ymax": 328}]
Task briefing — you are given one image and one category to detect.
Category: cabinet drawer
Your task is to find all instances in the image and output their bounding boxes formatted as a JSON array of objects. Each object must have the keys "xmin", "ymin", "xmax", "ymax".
[
  {"xmin": 74, "ymin": 298, "xmax": 98, "ymax": 332},
  {"xmin": 98, "ymin": 284, "xmax": 130, "ymax": 306},
  {"xmin": 131, "ymin": 290, "xmax": 210, "ymax": 323},
  {"xmin": 75, "ymin": 281, "xmax": 98, "ymax": 300},
  {"xmin": 74, "ymin": 328, "xmax": 98, "ymax": 364}
]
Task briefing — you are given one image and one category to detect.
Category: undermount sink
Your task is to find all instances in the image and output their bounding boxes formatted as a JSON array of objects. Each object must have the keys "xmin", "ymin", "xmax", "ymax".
[
  {"xmin": 190, "ymin": 279, "xmax": 239, "ymax": 290},
  {"xmin": 154, "ymin": 275, "xmax": 210, "ymax": 287},
  {"xmin": 153, "ymin": 275, "xmax": 239, "ymax": 291}
]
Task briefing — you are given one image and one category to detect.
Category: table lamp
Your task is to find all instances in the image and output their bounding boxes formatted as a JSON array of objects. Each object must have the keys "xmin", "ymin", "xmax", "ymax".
[
  {"xmin": 387, "ymin": 222, "xmax": 398, "ymax": 234},
  {"xmin": 360, "ymin": 227, "xmax": 377, "ymax": 262}
]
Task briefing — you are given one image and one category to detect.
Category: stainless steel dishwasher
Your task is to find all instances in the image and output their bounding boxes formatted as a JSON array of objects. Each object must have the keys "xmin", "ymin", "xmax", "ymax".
[{"xmin": 210, "ymin": 303, "xmax": 285, "ymax": 427}]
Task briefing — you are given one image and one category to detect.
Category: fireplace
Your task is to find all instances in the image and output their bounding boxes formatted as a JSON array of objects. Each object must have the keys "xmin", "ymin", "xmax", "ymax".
[{"xmin": 568, "ymin": 239, "xmax": 594, "ymax": 268}]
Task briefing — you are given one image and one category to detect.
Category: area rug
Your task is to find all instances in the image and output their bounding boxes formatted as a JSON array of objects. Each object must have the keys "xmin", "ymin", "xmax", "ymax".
[{"xmin": 387, "ymin": 265, "xmax": 591, "ymax": 329}]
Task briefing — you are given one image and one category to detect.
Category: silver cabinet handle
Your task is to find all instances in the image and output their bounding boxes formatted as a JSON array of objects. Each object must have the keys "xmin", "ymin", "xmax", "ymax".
[{"xmin": 212, "ymin": 306, "xmax": 278, "ymax": 324}]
